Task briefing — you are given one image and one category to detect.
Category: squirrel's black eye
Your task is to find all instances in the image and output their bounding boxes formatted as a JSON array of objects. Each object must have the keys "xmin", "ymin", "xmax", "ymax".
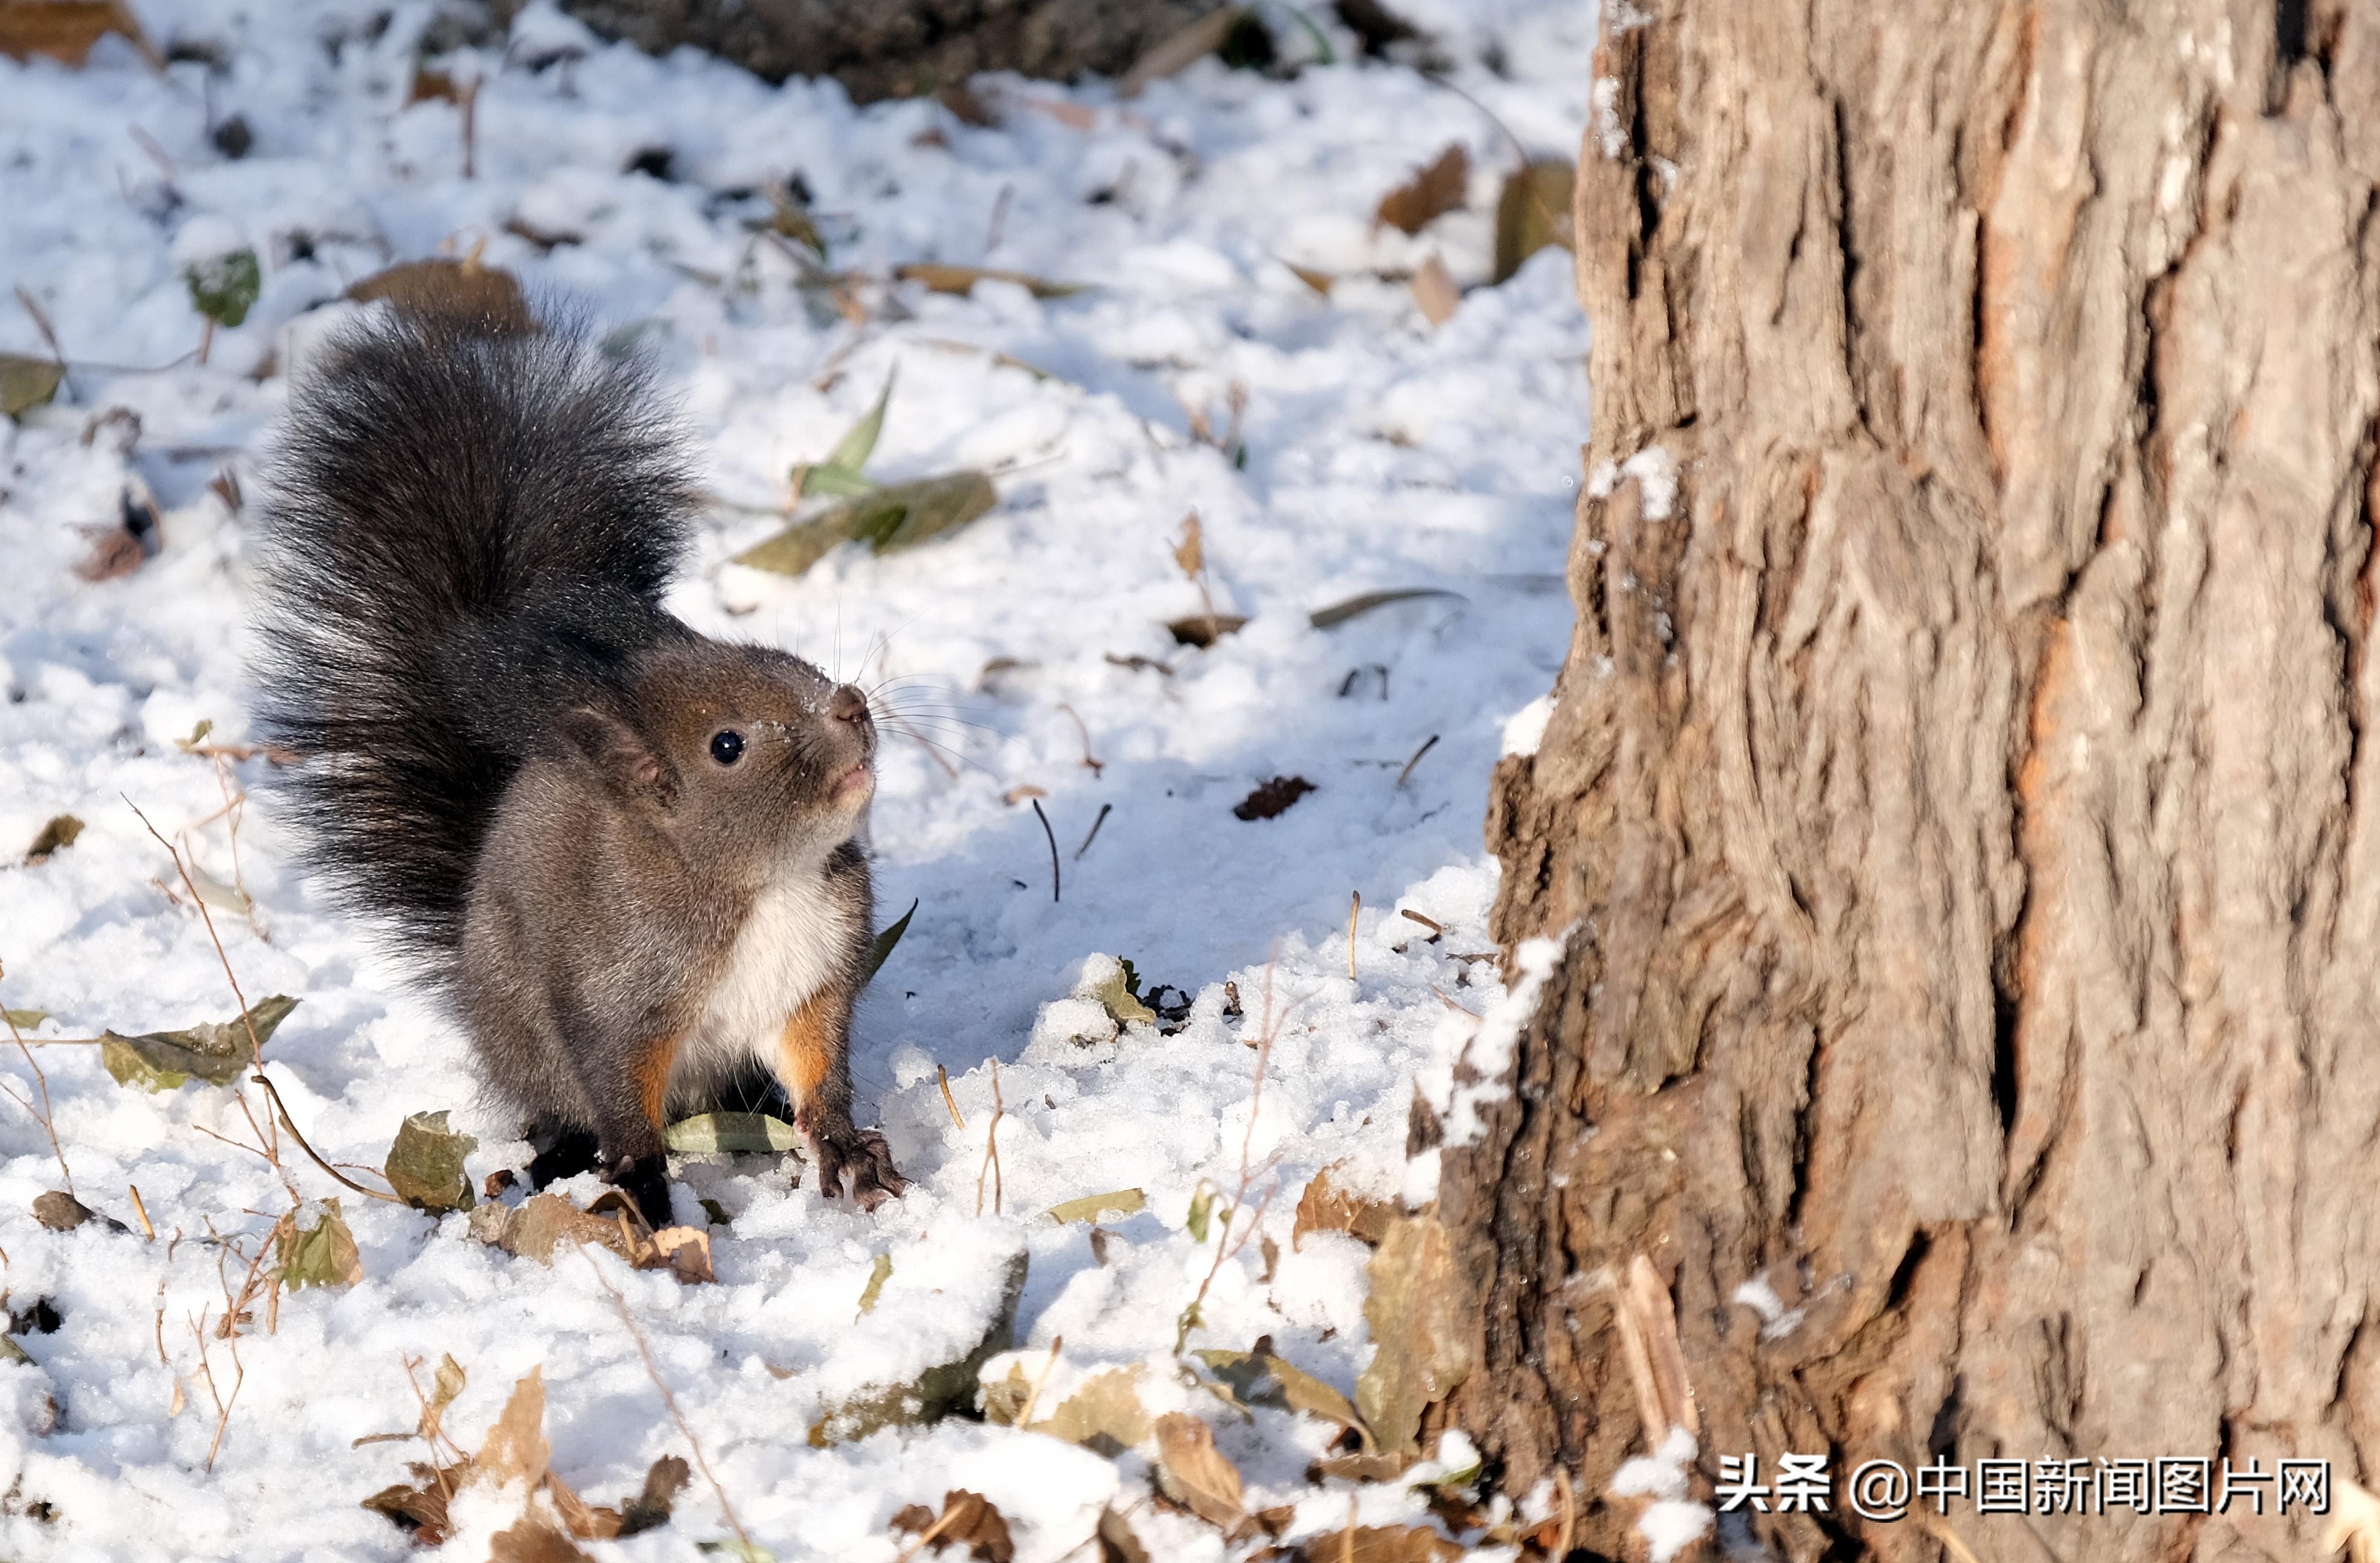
[{"xmin": 709, "ymin": 729, "xmax": 745, "ymax": 766}]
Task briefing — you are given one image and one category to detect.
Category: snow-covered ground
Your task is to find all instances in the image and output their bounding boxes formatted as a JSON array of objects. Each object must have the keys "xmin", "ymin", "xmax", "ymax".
[{"xmin": 0, "ymin": 2, "xmax": 1595, "ymax": 1556}]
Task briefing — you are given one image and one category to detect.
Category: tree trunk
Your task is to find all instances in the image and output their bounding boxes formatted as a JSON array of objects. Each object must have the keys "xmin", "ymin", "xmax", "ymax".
[
  {"xmin": 498, "ymin": 0, "xmax": 1228, "ymax": 105},
  {"xmin": 1440, "ymin": 4, "xmax": 2380, "ymax": 1561}
]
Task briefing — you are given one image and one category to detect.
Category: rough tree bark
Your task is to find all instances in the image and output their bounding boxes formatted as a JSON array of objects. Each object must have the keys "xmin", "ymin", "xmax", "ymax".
[{"xmin": 1440, "ymin": 3, "xmax": 2380, "ymax": 1561}]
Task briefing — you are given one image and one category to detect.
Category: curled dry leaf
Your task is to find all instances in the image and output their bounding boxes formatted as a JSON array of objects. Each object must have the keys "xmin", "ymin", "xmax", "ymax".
[
  {"xmin": 735, "ymin": 471, "xmax": 998, "ymax": 577},
  {"xmin": 100, "ymin": 994, "xmax": 300, "ymax": 1092},
  {"xmin": 1197, "ymin": 1346, "xmax": 1370, "ymax": 1446},
  {"xmin": 1152, "ymin": 1412, "xmax": 1249, "ymax": 1535},
  {"xmin": 889, "ymin": 1489, "xmax": 1014, "ymax": 1562},
  {"xmin": 1355, "ymin": 1216, "xmax": 1470, "ymax": 1459},
  {"xmin": 385, "ymin": 1109, "xmax": 478, "ymax": 1214},
  {"xmin": 468, "ymin": 1190, "xmax": 717, "ymax": 1283},
  {"xmin": 279, "ymin": 1199, "xmax": 364, "ymax": 1290},
  {"xmin": 664, "ymin": 1111, "xmax": 799, "ymax": 1155},
  {"xmin": 1292, "ymin": 1162, "xmax": 1397, "ymax": 1248},
  {"xmin": 1376, "ymin": 144, "xmax": 1468, "ymax": 235},
  {"xmin": 1233, "ymin": 776, "xmax": 1316, "ymax": 821}
]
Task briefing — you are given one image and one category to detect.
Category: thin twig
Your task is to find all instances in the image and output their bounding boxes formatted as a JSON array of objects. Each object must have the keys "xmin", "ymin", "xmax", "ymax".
[
  {"xmin": 1395, "ymin": 733, "xmax": 1440, "ymax": 788},
  {"xmin": 975, "ymin": 1061, "xmax": 1006, "ymax": 1217},
  {"xmin": 1029, "ymin": 800, "xmax": 1061, "ymax": 904},
  {"xmin": 252, "ymin": 1071, "xmax": 404, "ymax": 1204},
  {"xmin": 11, "ymin": 286, "xmax": 74, "ymax": 400},
  {"xmin": 1055, "ymin": 703, "xmax": 1104, "ymax": 775},
  {"xmin": 1014, "ymin": 1335, "xmax": 1064, "ymax": 1428},
  {"xmin": 0, "ymin": 964, "xmax": 73, "ymax": 1194},
  {"xmin": 1176, "ymin": 965, "xmax": 1283, "ymax": 1353},
  {"xmin": 581, "ymin": 1250, "xmax": 757, "ymax": 1556},
  {"xmin": 935, "ymin": 1065, "xmax": 967, "ymax": 1130},
  {"xmin": 895, "ymin": 1502, "xmax": 967, "ymax": 1563},
  {"xmin": 129, "ymin": 1184, "xmax": 155, "ymax": 1241},
  {"xmin": 1400, "ymin": 908, "xmax": 1444, "ymax": 938},
  {"xmin": 1073, "ymin": 802, "xmax": 1113, "ymax": 861},
  {"xmin": 1346, "ymin": 893, "xmax": 1361, "ymax": 983}
]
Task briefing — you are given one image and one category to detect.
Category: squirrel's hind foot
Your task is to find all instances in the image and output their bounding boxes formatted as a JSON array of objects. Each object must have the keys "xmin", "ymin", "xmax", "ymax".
[
  {"xmin": 808, "ymin": 1123, "xmax": 908, "ymax": 1212},
  {"xmin": 525, "ymin": 1120, "xmax": 600, "ymax": 1187}
]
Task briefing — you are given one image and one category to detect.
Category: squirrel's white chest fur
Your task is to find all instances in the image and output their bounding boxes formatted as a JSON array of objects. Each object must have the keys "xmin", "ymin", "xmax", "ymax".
[{"xmin": 675, "ymin": 858, "xmax": 854, "ymax": 1102}]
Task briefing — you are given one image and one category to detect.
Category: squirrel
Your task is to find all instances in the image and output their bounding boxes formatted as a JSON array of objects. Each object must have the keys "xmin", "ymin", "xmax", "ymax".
[{"xmin": 249, "ymin": 307, "xmax": 908, "ymax": 1228}]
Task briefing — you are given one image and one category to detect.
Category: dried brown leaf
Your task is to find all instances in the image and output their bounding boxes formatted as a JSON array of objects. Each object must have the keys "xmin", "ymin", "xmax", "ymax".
[
  {"xmin": 890, "ymin": 1489, "xmax": 1015, "ymax": 1562},
  {"xmin": 620, "ymin": 1455, "xmax": 689, "ymax": 1536},
  {"xmin": 1153, "ymin": 1412, "xmax": 1246, "ymax": 1534},
  {"xmin": 544, "ymin": 1471, "xmax": 620, "ymax": 1540},
  {"xmin": 1410, "ymin": 257, "xmax": 1459, "ymax": 326},
  {"xmin": 479, "ymin": 1366, "xmax": 549, "ymax": 1491},
  {"xmin": 1173, "ymin": 513, "xmax": 1205, "ymax": 581},
  {"xmin": 278, "ymin": 1199, "xmax": 363, "ymax": 1289},
  {"xmin": 0, "ymin": 0, "xmax": 153, "ymax": 66},
  {"xmin": 489, "ymin": 1514, "xmax": 592, "ymax": 1563},
  {"xmin": 1376, "ymin": 145, "xmax": 1467, "ymax": 235},
  {"xmin": 1233, "ymin": 776, "xmax": 1316, "ymax": 821},
  {"xmin": 1293, "ymin": 1163, "xmax": 1397, "ymax": 1248},
  {"xmin": 1290, "ymin": 1525, "xmax": 1463, "ymax": 1562},
  {"xmin": 1355, "ymin": 1217, "xmax": 1470, "ymax": 1458}
]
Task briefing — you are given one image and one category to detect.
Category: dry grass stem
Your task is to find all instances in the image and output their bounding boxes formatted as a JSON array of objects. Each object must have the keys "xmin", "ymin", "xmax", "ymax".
[
  {"xmin": 132, "ymin": 801, "xmax": 404, "ymax": 1204},
  {"xmin": 581, "ymin": 1249, "xmax": 757, "ymax": 1555},
  {"xmin": 1346, "ymin": 893, "xmax": 1360, "ymax": 983},
  {"xmin": 1055, "ymin": 703, "xmax": 1104, "ymax": 775},
  {"xmin": 0, "ymin": 966, "xmax": 73, "ymax": 1194},
  {"xmin": 1177, "ymin": 965, "xmax": 1285, "ymax": 1353},
  {"xmin": 936, "ymin": 1064, "xmax": 967, "ymax": 1130},
  {"xmin": 893, "ymin": 1501, "xmax": 966, "ymax": 1563},
  {"xmin": 1029, "ymin": 800, "xmax": 1061, "ymax": 904},
  {"xmin": 1395, "ymin": 733, "xmax": 1439, "ymax": 788},
  {"xmin": 1073, "ymin": 802, "xmax": 1112, "ymax": 861},
  {"xmin": 975, "ymin": 1060, "xmax": 1007, "ymax": 1217},
  {"xmin": 1014, "ymin": 1335, "xmax": 1065, "ymax": 1428},
  {"xmin": 189, "ymin": 1308, "xmax": 245, "ymax": 1471}
]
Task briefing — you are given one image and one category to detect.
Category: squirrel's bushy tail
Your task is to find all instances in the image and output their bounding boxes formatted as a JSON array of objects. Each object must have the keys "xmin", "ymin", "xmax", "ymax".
[{"xmin": 251, "ymin": 313, "xmax": 693, "ymax": 955}]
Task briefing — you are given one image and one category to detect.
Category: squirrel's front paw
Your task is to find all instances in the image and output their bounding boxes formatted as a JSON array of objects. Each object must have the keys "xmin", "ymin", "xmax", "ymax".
[
  {"xmin": 602, "ymin": 1151, "xmax": 675, "ymax": 1231},
  {"xmin": 805, "ymin": 1121, "xmax": 909, "ymax": 1212}
]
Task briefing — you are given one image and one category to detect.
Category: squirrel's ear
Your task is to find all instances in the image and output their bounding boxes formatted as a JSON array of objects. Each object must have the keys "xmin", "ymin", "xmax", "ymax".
[{"xmin": 558, "ymin": 708, "xmax": 678, "ymax": 808}]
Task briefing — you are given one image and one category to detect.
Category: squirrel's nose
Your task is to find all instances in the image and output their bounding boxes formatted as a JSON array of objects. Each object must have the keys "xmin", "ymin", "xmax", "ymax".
[{"xmin": 829, "ymin": 684, "xmax": 869, "ymax": 724}]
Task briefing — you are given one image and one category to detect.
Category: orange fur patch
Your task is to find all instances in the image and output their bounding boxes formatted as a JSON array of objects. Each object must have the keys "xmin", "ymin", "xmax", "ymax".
[
  {"xmin": 776, "ymin": 988, "xmax": 841, "ymax": 1103},
  {"xmin": 635, "ymin": 1036, "xmax": 681, "ymax": 1128}
]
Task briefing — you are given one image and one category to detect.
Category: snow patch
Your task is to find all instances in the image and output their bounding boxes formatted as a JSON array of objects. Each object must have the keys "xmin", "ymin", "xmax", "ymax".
[
  {"xmin": 1731, "ymin": 1274, "xmax": 1807, "ymax": 1341},
  {"xmin": 1611, "ymin": 1428, "xmax": 1714, "ymax": 1563},
  {"xmin": 1587, "ymin": 444, "xmax": 1680, "ymax": 520},
  {"xmin": 1443, "ymin": 927, "xmax": 1572, "ymax": 1144},
  {"xmin": 1501, "ymin": 693, "xmax": 1556, "ymax": 757}
]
